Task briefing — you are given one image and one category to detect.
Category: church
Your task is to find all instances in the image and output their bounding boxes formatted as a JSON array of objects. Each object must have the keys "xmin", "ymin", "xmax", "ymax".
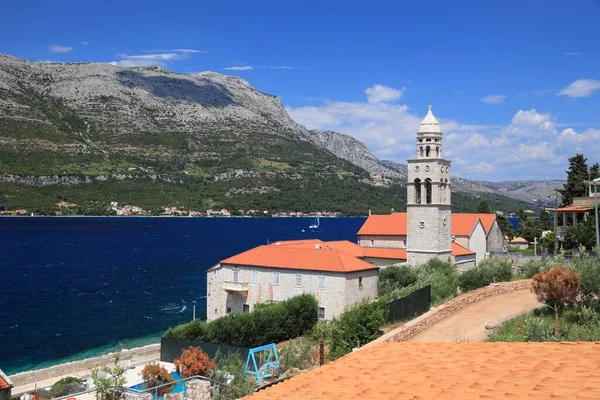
[{"xmin": 357, "ymin": 106, "xmax": 504, "ymax": 270}]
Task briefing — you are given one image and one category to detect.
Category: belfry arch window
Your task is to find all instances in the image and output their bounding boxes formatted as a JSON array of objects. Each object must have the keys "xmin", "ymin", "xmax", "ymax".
[
  {"xmin": 425, "ymin": 178, "xmax": 432, "ymax": 204},
  {"xmin": 436, "ymin": 147, "xmax": 439, "ymax": 157},
  {"xmin": 425, "ymin": 146, "xmax": 431, "ymax": 157},
  {"xmin": 419, "ymin": 146, "xmax": 424, "ymax": 157},
  {"xmin": 414, "ymin": 178, "xmax": 422, "ymax": 204}
]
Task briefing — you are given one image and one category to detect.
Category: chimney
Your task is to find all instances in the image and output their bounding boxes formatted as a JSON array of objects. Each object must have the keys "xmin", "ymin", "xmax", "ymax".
[{"xmin": 315, "ymin": 244, "xmax": 321, "ymax": 249}]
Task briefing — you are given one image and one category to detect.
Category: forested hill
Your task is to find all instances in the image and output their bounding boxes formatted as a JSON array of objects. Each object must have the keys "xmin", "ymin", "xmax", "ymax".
[{"xmin": 0, "ymin": 55, "xmax": 529, "ymax": 215}]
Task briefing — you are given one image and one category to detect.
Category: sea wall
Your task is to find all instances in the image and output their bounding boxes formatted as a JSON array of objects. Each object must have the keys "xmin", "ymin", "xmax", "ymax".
[
  {"xmin": 9, "ymin": 344, "xmax": 160, "ymax": 389},
  {"xmin": 367, "ymin": 280, "xmax": 532, "ymax": 345}
]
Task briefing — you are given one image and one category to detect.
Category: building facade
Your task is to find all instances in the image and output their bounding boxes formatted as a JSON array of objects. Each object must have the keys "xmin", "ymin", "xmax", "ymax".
[
  {"xmin": 406, "ymin": 106, "xmax": 452, "ymax": 265},
  {"xmin": 207, "ymin": 240, "xmax": 379, "ymax": 321}
]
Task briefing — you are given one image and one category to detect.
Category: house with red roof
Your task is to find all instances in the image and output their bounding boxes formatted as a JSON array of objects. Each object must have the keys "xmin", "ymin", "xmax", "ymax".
[
  {"xmin": 0, "ymin": 369, "xmax": 13, "ymax": 400},
  {"xmin": 207, "ymin": 239, "xmax": 380, "ymax": 321}
]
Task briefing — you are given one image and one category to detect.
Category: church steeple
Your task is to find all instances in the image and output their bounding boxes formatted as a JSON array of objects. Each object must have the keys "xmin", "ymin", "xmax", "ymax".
[{"xmin": 406, "ymin": 105, "xmax": 452, "ymax": 265}]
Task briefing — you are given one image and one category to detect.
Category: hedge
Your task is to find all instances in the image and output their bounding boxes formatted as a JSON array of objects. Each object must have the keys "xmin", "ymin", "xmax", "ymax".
[
  {"xmin": 459, "ymin": 258, "xmax": 512, "ymax": 292},
  {"xmin": 164, "ymin": 294, "xmax": 318, "ymax": 348}
]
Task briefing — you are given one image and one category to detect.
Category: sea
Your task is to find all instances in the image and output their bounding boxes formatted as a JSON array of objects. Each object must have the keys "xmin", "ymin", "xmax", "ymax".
[{"xmin": 0, "ymin": 216, "xmax": 365, "ymax": 375}]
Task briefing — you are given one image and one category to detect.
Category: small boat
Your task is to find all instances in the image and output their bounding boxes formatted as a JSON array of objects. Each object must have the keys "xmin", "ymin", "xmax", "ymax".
[{"xmin": 309, "ymin": 216, "xmax": 320, "ymax": 229}]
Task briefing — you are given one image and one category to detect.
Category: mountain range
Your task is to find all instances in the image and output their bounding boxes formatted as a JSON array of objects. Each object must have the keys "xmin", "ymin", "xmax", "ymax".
[{"xmin": 0, "ymin": 55, "xmax": 561, "ymax": 214}]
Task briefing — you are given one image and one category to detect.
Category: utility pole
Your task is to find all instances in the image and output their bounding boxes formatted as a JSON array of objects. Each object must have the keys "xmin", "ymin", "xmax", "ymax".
[
  {"xmin": 553, "ymin": 189, "xmax": 559, "ymax": 255},
  {"xmin": 594, "ymin": 178, "xmax": 600, "ymax": 251}
]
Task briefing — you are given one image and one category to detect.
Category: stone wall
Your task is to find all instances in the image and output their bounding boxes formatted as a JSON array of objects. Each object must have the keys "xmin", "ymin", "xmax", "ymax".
[
  {"xmin": 358, "ymin": 235, "xmax": 406, "ymax": 249},
  {"xmin": 486, "ymin": 220, "xmax": 504, "ymax": 252},
  {"xmin": 9, "ymin": 344, "xmax": 160, "ymax": 388},
  {"xmin": 366, "ymin": 280, "xmax": 532, "ymax": 345},
  {"xmin": 186, "ymin": 379, "xmax": 211, "ymax": 400}
]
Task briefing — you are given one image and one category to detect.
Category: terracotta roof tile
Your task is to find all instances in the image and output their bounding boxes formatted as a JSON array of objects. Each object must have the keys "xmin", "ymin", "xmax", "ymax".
[
  {"xmin": 0, "ymin": 369, "xmax": 12, "ymax": 390},
  {"xmin": 358, "ymin": 212, "xmax": 495, "ymax": 237},
  {"xmin": 247, "ymin": 342, "xmax": 600, "ymax": 400},
  {"xmin": 557, "ymin": 206, "xmax": 593, "ymax": 212},
  {"xmin": 452, "ymin": 241, "xmax": 476, "ymax": 256},
  {"xmin": 221, "ymin": 241, "xmax": 378, "ymax": 273}
]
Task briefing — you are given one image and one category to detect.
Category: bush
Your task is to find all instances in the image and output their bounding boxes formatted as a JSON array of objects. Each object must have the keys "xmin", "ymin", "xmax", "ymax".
[
  {"xmin": 378, "ymin": 265, "xmax": 419, "ymax": 297},
  {"xmin": 174, "ymin": 347, "xmax": 215, "ymax": 378},
  {"xmin": 50, "ymin": 377, "xmax": 85, "ymax": 397},
  {"xmin": 573, "ymin": 257, "xmax": 600, "ymax": 310},
  {"xmin": 523, "ymin": 260, "xmax": 545, "ymax": 278},
  {"xmin": 418, "ymin": 259, "xmax": 460, "ymax": 304},
  {"xmin": 210, "ymin": 351, "xmax": 257, "ymax": 398},
  {"xmin": 278, "ymin": 338, "xmax": 315, "ymax": 372},
  {"xmin": 459, "ymin": 258, "xmax": 513, "ymax": 292},
  {"xmin": 329, "ymin": 300, "xmax": 386, "ymax": 360},
  {"xmin": 165, "ymin": 294, "xmax": 318, "ymax": 348},
  {"xmin": 141, "ymin": 364, "xmax": 175, "ymax": 396}
]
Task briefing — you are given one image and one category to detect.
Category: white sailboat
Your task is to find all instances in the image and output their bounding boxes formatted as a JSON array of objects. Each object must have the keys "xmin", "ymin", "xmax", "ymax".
[{"xmin": 309, "ymin": 215, "xmax": 320, "ymax": 229}]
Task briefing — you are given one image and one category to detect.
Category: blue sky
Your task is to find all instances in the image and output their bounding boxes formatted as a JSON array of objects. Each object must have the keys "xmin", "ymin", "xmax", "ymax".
[{"xmin": 1, "ymin": 0, "xmax": 599, "ymax": 180}]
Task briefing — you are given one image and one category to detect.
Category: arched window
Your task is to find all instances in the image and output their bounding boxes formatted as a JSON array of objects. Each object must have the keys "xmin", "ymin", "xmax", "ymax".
[
  {"xmin": 425, "ymin": 146, "xmax": 431, "ymax": 157},
  {"xmin": 425, "ymin": 178, "xmax": 432, "ymax": 204},
  {"xmin": 436, "ymin": 147, "xmax": 439, "ymax": 157},
  {"xmin": 419, "ymin": 146, "xmax": 424, "ymax": 157},
  {"xmin": 440, "ymin": 181, "xmax": 446, "ymax": 203},
  {"xmin": 414, "ymin": 178, "xmax": 422, "ymax": 204}
]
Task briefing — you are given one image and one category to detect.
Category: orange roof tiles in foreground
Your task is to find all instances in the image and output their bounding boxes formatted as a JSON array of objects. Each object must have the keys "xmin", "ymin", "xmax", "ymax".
[
  {"xmin": 247, "ymin": 342, "xmax": 600, "ymax": 400},
  {"xmin": 220, "ymin": 243, "xmax": 378, "ymax": 273},
  {"xmin": 557, "ymin": 205, "xmax": 594, "ymax": 212},
  {"xmin": 358, "ymin": 212, "xmax": 497, "ymax": 237},
  {"xmin": 0, "ymin": 369, "xmax": 12, "ymax": 390}
]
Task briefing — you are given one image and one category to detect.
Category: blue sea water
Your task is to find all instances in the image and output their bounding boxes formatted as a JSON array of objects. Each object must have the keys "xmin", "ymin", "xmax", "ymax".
[{"xmin": 0, "ymin": 216, "xmax": 365, "ymax": 375}]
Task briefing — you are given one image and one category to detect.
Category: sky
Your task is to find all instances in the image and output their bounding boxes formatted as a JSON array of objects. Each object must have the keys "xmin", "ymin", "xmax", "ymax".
[{"xmin": 1, "ymin": 0, "xmax": 599, "ymax": 181}]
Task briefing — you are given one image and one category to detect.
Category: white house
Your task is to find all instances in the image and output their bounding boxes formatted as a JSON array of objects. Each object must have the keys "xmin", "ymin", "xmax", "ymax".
[{"xmin": 206, "ymin": 239, "xmax": 379, "ymax": 321}]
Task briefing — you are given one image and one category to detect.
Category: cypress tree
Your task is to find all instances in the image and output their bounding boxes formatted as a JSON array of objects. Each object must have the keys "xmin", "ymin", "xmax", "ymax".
[{"xmin": 559, "ymin": 154, "xmax": 589, "ymax": 206}]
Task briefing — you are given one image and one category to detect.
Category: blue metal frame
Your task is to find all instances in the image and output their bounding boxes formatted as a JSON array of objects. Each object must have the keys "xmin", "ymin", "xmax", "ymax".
[{"xmin": 244, "ymin": 343, "xmax": 280, "ymax": 386}]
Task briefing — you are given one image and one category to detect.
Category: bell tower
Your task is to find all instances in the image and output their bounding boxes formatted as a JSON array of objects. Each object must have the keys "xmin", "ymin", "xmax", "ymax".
[{"xmin": 406, "ymin": 105, "xmax": 452, "ymax": 265}]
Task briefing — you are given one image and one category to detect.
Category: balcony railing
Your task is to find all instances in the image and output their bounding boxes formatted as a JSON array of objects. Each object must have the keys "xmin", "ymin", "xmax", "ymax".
[{"xmin": 223, "ymin": 280, "xmax": 249, "ymax": 292}]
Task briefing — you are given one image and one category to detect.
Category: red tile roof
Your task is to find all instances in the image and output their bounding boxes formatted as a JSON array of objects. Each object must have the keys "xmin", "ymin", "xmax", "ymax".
[
  {"xmin": 221, "ymin": 241, "xmax": 378, "ymax": 273},
  {"xmin": 0, "ymin": 369, "xmax": 12, "ymax": 390},
  {"xmin": 247, "ymin": 342, "xmax": 600, "ymax": 400},
  {"xmin": 358, "ymin": 212, "xmax": 495, "ymax": 237},
  {"xmin": 557, "ymin": 205, "xmax": 594, "ymax": 212},
  {"xmin": 452, "ymin": 241, "xmax": 476, "ymax": 256},
  {"xmin": 510, "ymin": 236, "xmax": 529, "ymax": 244}
]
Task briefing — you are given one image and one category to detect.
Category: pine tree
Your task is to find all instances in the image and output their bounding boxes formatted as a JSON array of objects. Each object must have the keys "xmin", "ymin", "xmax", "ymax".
[
  {"xmin": 590, "ymin": 162, "xmax": 600, "ymax": 180},
  {"xmin": 476, "ymin": 199, "xmax": 493, "ymax": 213},
  {"xmin": 559, "ymin": 154, "xmax": 589, "ymax": 206}
]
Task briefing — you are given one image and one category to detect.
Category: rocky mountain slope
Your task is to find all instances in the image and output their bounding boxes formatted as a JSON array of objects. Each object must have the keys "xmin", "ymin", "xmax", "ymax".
[{"xmin": 0, "ymin": 55, "xmax": 552, "ymax": 213}]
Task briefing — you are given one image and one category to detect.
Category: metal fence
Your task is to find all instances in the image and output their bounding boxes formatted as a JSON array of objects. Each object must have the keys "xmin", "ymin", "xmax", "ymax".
[{"xmin": 386, "ymin": 285, "xmax": 431, "ymax": 323}]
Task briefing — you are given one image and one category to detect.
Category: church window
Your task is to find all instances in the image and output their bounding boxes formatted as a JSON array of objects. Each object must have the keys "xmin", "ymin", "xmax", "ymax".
[
  {"xmin": 419, "ymin": 146, "xmax": 424, "ymax": 157},
  {"xmin": 414, "ymin": 178, "xmax": 421, "ymax": 204},
  {"xmin": 436, "ymin": 147, "xmax": 439, "ymax": 157},
  {"xmin": 425, "ymin": 146, "xmax": 431, "ymax": 157},
  {"xmin": 435, "ymin": 139, "xmax": 439, "ymax": 142},
  {"xmin": 419, "ymin": 221, "xmax": 425, "ymax": 229},
  {"xmin": 419, "ymin": 139, "xmax": 423, "ymax": 142},
  {"xmin": 425, "ymin": 178, "xmax": 432, "ymax": 204},
  {"xmin": 426, "ymin": 138, "xmax": 431, "ymax": 142}
]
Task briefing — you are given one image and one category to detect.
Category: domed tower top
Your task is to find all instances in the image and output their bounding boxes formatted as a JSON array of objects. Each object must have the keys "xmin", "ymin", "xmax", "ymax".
[
  {"xmin": 415, "ymin": 105, "xmax": 443, "ymax": 159},
  {"xmin": 418, "ymin": 105, "xmax": 442, "ymax": 134}
]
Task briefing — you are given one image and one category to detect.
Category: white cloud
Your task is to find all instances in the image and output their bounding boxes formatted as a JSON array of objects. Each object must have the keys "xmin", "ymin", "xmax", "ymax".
[
  {"xmin": 557, "ymin": 79, "xmax": 600, "ymax": 98},
  {"xmin": 110, "ymin": 49, "xmax": 200, "ymax": 67},
  {"xmin": 143, "ymin": 48, "xmax": 206, "ymax": 54},
  {"xmin": 38, "ymin": 59, "xmax": 58, "ymax": 63},
  {"xmin": 81, "ymin": 41, "xmax": 90, "ymax": 46},
  {"xmin": 49, "ymin": 45, "xmax": 73, "ymax": 54},
  {"xmin": 222, "ymin": 66, "xmax": 253, "ymax": 71},
  {"xmin": 364, "ymin": 84, "xmax": 404, "ymax": 104},
  {"xmin": 480, "ymin": 94, "xmax": 507, "ymax": 104},
  {"xmin": 564, "ymin": 52, "xmax": 582, "ymax": 56},
  {"xmin": 286, "ymin": 88, "xmax": 599, "ymax": 180}
]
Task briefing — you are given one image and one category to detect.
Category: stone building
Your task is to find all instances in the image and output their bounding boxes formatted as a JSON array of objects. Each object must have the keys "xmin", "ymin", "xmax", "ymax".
[
  {"xmin": 406, "ymin": 105, "xmax": 452, "ymax": 265},
  {"xmin": 206, "ymin": 239, "xmax": 378, "ymax": 321}
]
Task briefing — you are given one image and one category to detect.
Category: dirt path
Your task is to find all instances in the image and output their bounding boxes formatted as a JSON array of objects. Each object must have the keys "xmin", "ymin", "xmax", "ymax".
[{"xmin": 409, "ymin": 289, "xmax": 541, "ymax": 342}]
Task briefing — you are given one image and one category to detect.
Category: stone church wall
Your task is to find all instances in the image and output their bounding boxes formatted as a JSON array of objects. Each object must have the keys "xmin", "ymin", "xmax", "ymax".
[{"xmin": 486, "ymin": 220, "xmax": 504, "ymax": 252}]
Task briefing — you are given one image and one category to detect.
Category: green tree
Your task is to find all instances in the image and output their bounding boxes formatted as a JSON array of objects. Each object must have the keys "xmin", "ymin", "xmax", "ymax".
[
  {"xmin": 519, "ymin": 217, "xmax": 543, "ymax": 243},
  {"xmin": 569, "ymin": 216, "xmax": 597, "ymax": 250},
  {"xmin": 496, "ymin": 213, "xmax": 515, "ymax": 240},
  {"xmin": 538, "ymin": 209, "xmax": 552, "ymax": 230},
  {"xmin": 50, "ymin": 377, "xmax": 86, "ymax": 398},
  {"xmin": 590, "ymin": 162, "xmax": 600, "ymax": 180},
  {"xmin": 91, "ymin": 354, "xmax": 126, "ymax": 400},
  {"xmin": 540, "ymin": 231, "xmax": 556, "ymax": 254},
  {"xmin": 476, "ymin": 199, "xmax": 493, "ymax": 214},
  {"xmin": 559, "ymin": 154, "xmax": 589, "ymax": 206}
]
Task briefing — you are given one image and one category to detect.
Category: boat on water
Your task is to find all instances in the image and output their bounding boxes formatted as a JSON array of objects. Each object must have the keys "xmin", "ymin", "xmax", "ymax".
[{"xmin": 309, "ymin": 216, "xmax": 320, "ymax": 229}]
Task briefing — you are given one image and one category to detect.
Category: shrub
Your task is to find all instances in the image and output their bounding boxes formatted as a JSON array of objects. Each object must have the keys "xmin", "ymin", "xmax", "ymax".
[
  {"xmin": 210, "ymin": 351, "xmax": 257, "ymax": 398},
  {"xmin": 573, "ymin": 257, "xmax": 600, "ymax": 310},
  {"xmin": 174, "ymin": 347, "xmax": 215, "ymax": 378},
  {"xmin": 523, "ymin": 259, "xmax": 545, "ymax": 278},
  {"xmin": 329, "ymin": 300, "xmax": 386, "ymax": 360},
  {"xmin": 91, "ymin": 354, "xmax": 126, "ymax": 400},
  {"xmin": 459, "ymin": 258, "xmax": 513, "ymax": 292},
  {"xmin": 141, "ymin": 364, "xmax": 175, "ymax": 396},
  {"xmin": 532, "ymin": 265, "xmax": 580, "ymax": 334},
  {"xmin": 165, "ymin": 294, "xmax": 318, "ymax": 348},
  {"xmin": 278, "ymin": 338, "xmax": 315, "ymax": 372},
  {"xmin": 378, "ymin": 265, "xmax": 419, "ymax": 297},
  {"xmin": 418, "ymin": 259, "xmax": 459, "ymax": 304},
  {"xmin": 50, "ymin": 377, "xmax": 85, "ymax": 397}
]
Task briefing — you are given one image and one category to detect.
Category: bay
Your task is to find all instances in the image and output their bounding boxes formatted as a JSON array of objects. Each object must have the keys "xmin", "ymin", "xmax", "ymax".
[{"xmin": 0, "ymin": 216, "xmax": 365, "ymax": 374}]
